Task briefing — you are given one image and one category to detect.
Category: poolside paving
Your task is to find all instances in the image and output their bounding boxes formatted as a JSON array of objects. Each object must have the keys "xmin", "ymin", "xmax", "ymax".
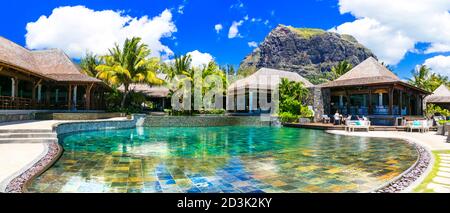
[{"xmin": 0, "ymin": 118, "xmax": 128, "ymax": 192}]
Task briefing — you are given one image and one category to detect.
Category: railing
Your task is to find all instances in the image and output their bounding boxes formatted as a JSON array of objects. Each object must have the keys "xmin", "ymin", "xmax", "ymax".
[{"xmin": 0, "ymin": 96, "xmax": 33, "ymax": 109}]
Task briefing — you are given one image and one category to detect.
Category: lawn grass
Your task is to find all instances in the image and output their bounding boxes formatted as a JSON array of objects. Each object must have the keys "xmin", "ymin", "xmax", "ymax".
[{"xmin": 414, "ymin": 150, "xmax": 450, "ymax": 192}]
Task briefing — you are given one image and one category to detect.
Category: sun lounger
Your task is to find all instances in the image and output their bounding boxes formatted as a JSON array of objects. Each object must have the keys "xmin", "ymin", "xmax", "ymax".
[
  {"xmin": 406, "ymin": 120, "xmax": 430, "ymax": 133},
  {"xmin": 345, "ymin": 120, "xmax": 370, "ymax": 132}
]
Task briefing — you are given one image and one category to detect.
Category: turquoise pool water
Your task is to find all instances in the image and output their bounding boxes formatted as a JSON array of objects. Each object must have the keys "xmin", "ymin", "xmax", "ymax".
[{"xmin": 28, "ymin": 126, "xmax": 418, "ymax": 193}]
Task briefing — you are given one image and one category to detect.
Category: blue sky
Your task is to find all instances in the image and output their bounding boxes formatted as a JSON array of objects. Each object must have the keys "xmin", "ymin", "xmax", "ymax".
[{"xmin": 1, "ymin": 0, "xmax": 449, "ymax": 79}]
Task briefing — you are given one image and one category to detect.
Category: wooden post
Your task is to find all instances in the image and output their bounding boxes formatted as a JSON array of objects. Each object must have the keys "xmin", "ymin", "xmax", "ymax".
[
  {"xmin": 368, "ymin": 89, "xmax": 372, "ymax": 115},
  {"xmin": 407, "ymin": 93, "xmax": 411, "ymax": 116},
  {"xmin": 32, "ymin": 79, "xmax": 42, "ymax": 107},
  {"xmin": 68, "ymin": 85, "xmax": 72, "ymax": 110},
  {"xmin": 85, "ymin": 83, "xmax": 94, "ymax": 110},
  {"xmin": 345, "ymin": 90, "xmax": 350, "ymax": 115},
  {"xmin": 389, "ymin": 87, "xmax": 394, "ymax": 115},
  {"xmin": 399, "ymin": 90, "xmax": 403, "ymax": 115}
]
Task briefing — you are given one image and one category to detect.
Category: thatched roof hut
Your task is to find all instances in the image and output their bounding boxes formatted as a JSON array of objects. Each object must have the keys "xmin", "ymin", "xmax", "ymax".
[
  {"xmin": 425, "ymin": 84, "xmax": 450, "ymax": 104},
  {"xmin": 319, "ymin": 57, "xmax": 427, "ymax": 93},
  {"xmin": 228, "ymin": 67, "xmax": 313, "ymax": 95}
]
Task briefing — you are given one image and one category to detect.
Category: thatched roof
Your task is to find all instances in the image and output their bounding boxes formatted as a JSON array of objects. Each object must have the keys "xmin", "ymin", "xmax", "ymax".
[
  {"xmin": 118, "ymin": 74, "xmax": 169, "ymax": 98},
  {"xmin": 228, "ymin": 68, "xmax": 313, "ymax": 95},
  {"xmin": 118, "ymin": 84, "xmax": 170, "ymax": 98},
  {"xmin": 425, "ymin": 84, "xmax": 450, "ymax": 103},
  {"xmin": 0, "ymin": 36, "xmax": 100, "ymax": 83},
  {"xmin": 319, "ymin": 57, "xmax": 429, "ymax": 94}
]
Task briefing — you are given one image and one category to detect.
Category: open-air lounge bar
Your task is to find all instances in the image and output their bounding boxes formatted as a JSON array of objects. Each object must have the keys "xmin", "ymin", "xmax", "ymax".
[
  {"xmin": 319, "ymin": 57, "xmax": 431, "ymax": 126},
  {"xmin": 0, "ymin": 37, "xmax": 108, "ymax": 111}
]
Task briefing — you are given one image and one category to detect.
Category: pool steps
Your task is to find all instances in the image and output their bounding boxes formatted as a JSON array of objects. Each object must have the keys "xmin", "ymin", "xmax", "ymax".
[{"xmin": 0, "ymin": 129, "xmax": 57, "ymax": 143}]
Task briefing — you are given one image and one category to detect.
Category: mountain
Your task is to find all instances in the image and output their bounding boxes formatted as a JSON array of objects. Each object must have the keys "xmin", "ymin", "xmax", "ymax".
[{"xmin": 238, "ymin": 25, "xmax": 376, "ymax": 84}]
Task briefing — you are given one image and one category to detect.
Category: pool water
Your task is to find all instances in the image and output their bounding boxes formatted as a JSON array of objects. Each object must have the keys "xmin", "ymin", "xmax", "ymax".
[{"xmin": 28, "ymin": 126, "xmax": 418, "ymax": 193}]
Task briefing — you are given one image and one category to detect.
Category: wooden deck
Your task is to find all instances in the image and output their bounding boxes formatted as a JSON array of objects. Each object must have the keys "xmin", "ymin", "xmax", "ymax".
[{"xmin": 283, "ymin": 122, "xmax": 413, "ymax": 131}]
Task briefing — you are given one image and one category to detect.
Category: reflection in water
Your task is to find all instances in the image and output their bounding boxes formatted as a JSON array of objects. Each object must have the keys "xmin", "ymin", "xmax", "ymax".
[{"xmin": 28, "ymin": 126, "xmax": 418, "ymax": 193}]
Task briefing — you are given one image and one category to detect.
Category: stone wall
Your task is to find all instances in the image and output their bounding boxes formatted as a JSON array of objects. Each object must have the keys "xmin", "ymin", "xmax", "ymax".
[
  {"xmin": 312, "ymin": 87, "xmax": 324, "ymax": 122},
  {"xmin": 0, "ymin": 113, "xmax": 34, "ymax": 123},
  {"xmin": 143, "ymin": 115, "xmax": 272, "ymax": 127},
  {"xmin": 36, "ymin": 112, "xmax": 125, "ymax": 120},
  {"xmin": 54, "ymin": 114, "xmax": 145, "ymax": 135}
]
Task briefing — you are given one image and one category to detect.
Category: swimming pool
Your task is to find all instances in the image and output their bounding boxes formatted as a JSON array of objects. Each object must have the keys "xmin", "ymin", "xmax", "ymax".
[{"xmin": 28, "ymin": 126, "xmax": 418, "ymax": 193}]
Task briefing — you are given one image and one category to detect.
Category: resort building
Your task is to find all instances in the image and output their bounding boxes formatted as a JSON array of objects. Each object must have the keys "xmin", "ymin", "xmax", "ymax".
[
  {"xmin": 227, "ymin": 67, "xmax": 314, "ymax": 113},
  {"xmin": 425, "ymin": 84, "xmax": 450, "ymax": 110},
  {"xmin": 318, "ymin": 57, "xmax": 431, "ymax": 125},
  {"xmin": 0, "ymin": 37, "xmax": 107, "ymax": 110}
]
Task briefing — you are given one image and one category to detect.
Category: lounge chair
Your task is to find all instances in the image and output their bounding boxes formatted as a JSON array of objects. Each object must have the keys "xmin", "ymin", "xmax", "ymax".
[
  {"xmin": 322, "ymin": 115, "xmax": 331, "ymax": 123},
  {"xmin": 406, "ymin": 120, "xmax": 429, "ymax": 133},
  {"xmin": 345, "ymin": 120, "xmax": 370, "ymax": 132}
]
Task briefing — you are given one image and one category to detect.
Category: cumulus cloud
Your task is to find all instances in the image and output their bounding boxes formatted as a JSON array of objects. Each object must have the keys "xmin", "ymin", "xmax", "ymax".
[
  {"xmin": 228, "ymin": 20, "xmax": 243, "ymax": 39},
  {"xmin": 214, "ymin": 24, "xmax": 223, "ymax": 34},
  {"xmin": 331, "ymin": 0, "xmax": 450, "ymax": 65},
  {"xmin": 423, "ymin": 55, "xmax": 450, "ymax": 76},
  {"xmin": 25, "ymin": 5, "xmax": 177, "ymax": 59},
  {"xmin": 248, "ymin": 41, "xmax": 258, "ymax": 48},
  {"xmin": 187, "ymin": 50, "xmax": 214, "ymax": 68},
  {"xmin": 330, "ymin": 18, "xmax": 415, "ymax": 65}
]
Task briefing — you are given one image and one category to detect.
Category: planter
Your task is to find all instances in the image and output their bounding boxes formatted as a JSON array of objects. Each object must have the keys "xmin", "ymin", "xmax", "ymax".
[
  {"xmin": 437, "ymin": 125, "xmax": 445, "ymax": 135},
  {"xmin": 299, "ymin": 117, "xmax": 312, "ymax": 124}
]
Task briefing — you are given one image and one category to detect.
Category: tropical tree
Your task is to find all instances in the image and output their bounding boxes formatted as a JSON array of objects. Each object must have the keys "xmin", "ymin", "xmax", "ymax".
[
  {"xmin": 278, "ymin": 78, "xmax": 312, "ymax": 122},
  {"xmin": 80, "ymin": 52, "xmax": 100, "ymax": 77},
  {"xmin": 409, "ymin": 65, "xmax": 431, "ymax": 91},
  {"xmin": 162, "ymin": 55, "xmax": 228, "ymax": 112},
  {"xmin": 327, "ymin": 60, "xmax": 353, "ymax": 81},
  {"xmin": 95, "ymin": 37, "xmax": 163, "ymax": 108}
]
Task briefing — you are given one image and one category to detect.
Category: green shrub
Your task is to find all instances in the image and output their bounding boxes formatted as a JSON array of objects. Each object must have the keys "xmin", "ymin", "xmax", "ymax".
[
  {"xmin": 426, "ymin": 104, "xmax": 450, "ymax": 117},
  {"xmin": 279, "ymin": 112, "xmax": 299, "ymax": 123},
  {"xmin": 438, "ymin": 120, "xmax": 450, "ymax": 125},
  {"xmin": 300, "ymin": 105, "xmax": 313, "ymax": 118}
]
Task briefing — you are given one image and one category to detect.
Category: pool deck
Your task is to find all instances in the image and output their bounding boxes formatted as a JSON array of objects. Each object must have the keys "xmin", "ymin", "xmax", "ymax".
[
  {"xmin": 0, "ymin": 118, "xmax": 128, "ymax": 192},
  {"xmin": 326, "ymin": 130, "xmax": 449, "ymax": 151}
]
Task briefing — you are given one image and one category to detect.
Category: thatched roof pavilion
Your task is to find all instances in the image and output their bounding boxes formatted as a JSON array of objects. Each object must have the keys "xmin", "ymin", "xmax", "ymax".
[
  {"xmin": 425, "ymin": 84, "xmax": 450, "ymax": 110},
  {"xmin": 228, "ymin": 68, "xmax": 313, "ymax": 96},
  {"xmin": 227, "ymin": 67, "xmax": 313, "ymax": 113},
  {"xmin": 318, "ymin": 57, "xmax": 430, "ymax": 125},
  {"xmin": 0, "ymin": 36, "xmax": 106, "ymax": 110}
]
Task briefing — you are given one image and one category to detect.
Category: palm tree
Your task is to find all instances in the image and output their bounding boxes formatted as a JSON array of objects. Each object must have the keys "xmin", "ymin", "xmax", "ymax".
[
  {"xmin": 162, "ymin": 55, "xmax": 228, "ymax": 112},
  {"xmin": 95, "ymin": 37, "xmax": 163, "ymax": 108},
  {"xmin": 409, "ymin": 65, "xmax": 431, "ymax": 91},
  {"xmin": 80, "ymin": 52, "xmax": 100, "ymax": 77},
  {"xmin": 328, "ymin": 61, "xmax": 353, "ymax": 80}
]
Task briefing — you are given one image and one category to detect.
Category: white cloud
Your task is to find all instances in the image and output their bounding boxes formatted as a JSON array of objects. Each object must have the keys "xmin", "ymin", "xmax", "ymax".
[
  {"xmin": 332, "ymin": 0, "xmax": 450, "ymax": 65},
  {"xmin": 263, "ymin": 20, "xmax": 269, "ymax": 25},
  {"xmin": 25, "ymin": 6, "xmax": 177, "ymax": 59},
  {"xmin": 214, "ymin": 24, "xmax": 223, "ymax": 34},
  {"xmin": 248, "ymin": 41, "xmax": 258, "ymax": 48},
  {"xmin": 187, "ymin": 50, "xmax": 214, "ymax": 68},
  {"xmin": 423, "ymin": 55, "xmax": 450, "ymax": 76},
  {"xmin": 228, "ymin": 20, "xmax": 243, "ymax": 39},
  {"xmin": 330, "ymin": 18, "xmax": 415, "ymax": 65},
  {"xmin": 424, "ymin": 43, "xmax": 450, "ymax": 54},
  {"xmin": 244, "ymin": 15, "xmax": 249, "ymax": 21},
  {"xmin": 177, "ymin": 5, "xmax": 185, "ymax": 14}
]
